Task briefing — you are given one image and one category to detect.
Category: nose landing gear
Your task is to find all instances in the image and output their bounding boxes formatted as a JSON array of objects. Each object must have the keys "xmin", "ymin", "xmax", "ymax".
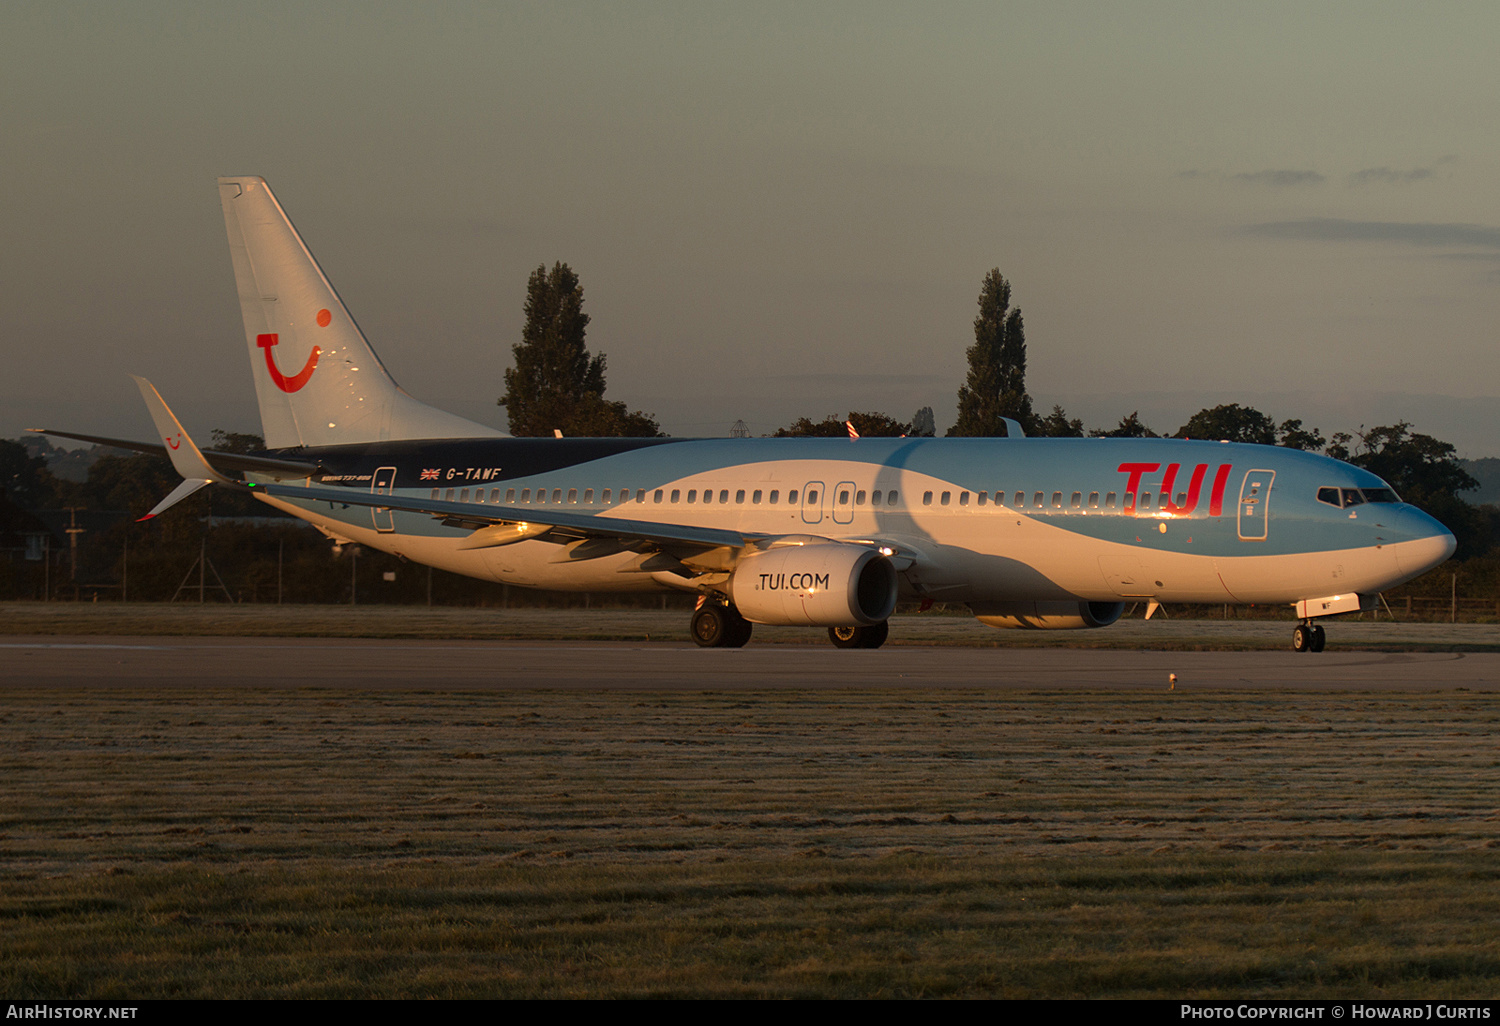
[{"xmin": 1292, "ymin": 621, "xmax": 1326, "ymax": 653}]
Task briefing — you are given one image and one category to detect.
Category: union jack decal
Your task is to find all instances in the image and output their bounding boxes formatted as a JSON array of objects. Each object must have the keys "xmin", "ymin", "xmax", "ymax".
[{"xmin": 420, "ymin": 468, "xmax": 440, "ymax": 480}]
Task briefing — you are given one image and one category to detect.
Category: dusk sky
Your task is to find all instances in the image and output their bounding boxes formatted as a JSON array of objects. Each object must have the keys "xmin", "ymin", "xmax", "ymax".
[{"xmin": 6, "ymin": 2, "xmax": 1500, "ymax": 455}]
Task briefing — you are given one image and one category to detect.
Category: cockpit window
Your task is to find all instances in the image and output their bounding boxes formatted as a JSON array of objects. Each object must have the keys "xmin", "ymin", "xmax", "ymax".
[{"xmin": 1317, "ymin": 485, "xmax": 1401, "ymax": 508}]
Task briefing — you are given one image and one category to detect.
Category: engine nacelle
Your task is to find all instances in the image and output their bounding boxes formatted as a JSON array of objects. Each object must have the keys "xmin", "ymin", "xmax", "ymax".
[
  {"xmin": 729, "ymin": 543, "xmax": 898, "ymax": 627},
  {"xmin": 970, "ymin": 601, "xmax": 1126, "ymax": 630}
]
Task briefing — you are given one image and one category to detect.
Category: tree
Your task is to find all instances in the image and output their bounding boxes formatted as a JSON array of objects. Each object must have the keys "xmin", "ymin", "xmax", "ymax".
[
  {"xmin": 210, "ymin": 429, "xmax": 267, "ymax": 454},
  {"xmin": 949, "ymin": 269, "xmax": 1032, "ymax": 437},
  {"xmin": 1173, "ymin": 405, "xmax": 1327, "ymax": 450},
  {"xmin": 1090, "ymin": 412, "xmax": 1158, "ymax": 438},
  {"xmin": 499, "ymin": 262, "xmax": 661, "ymax": 437},
  {"xmin": 1277, "ymin": 418, "xmax": 1326, "ymax": 452},
  {"xmin": 772, "ymin": 412, "xmax": 911, "ymax": 438},
  {"xmin": 1174, "ymin": 404, "xmax": 1277, "ymax": 445},
  {"xmin": 0, "ymin": 438, "xmax": 54, "ymax": 508},
  {"xmin": 908, "ymin": 407, "xmax": 936, "ymax": 438},
  {"xmin": 1033, "ymin": 404, "xmax": 1084, "ymax": 438}
]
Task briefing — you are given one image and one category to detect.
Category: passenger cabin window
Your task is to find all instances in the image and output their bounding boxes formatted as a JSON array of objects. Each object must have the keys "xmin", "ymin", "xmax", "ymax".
[
  {"xmin": 806, "ymin": 490, "xmax": 816, "ymax": 504},
  {"xmin": 1089, "ymin": 492, "xmax": 1099, "ymax": 508},
  {"xmin": 1071, "ymin": 492, "xmax": 1081, "ymax": 509},
  {"xmin": 552, "ymin": 489, "xmax": 562, "ymax": 503},
  {"xmin": 941, "ymin": 492, "xmax": 951, "ymax": 506},
  {"xmin": 1033, "ymin": 491, "xmax": 1043, "ymax": 508},
  {"xmin": 720, "ymin": 489, "xmax": 729, "ymax": 504},
  {"xmin": 958, "ymin": 491, "xmax": 969, "ymax": 506},
  {"xmin": 430, "ymin": 488, "xmax": 440, "ymax": 500},
  {"xmin": 855, "ymin": 490, "xmax": 866, "ymax": 505},
  {"xmin": 654, "ymin": 489, "xmax": 664, "ymax": 503},
  {"xmin": 1105, "ymin": 492, "xmax": 1116, "ymax": 509},
  {"xmin": 671, "ymin": 489, "xmax": 681, "ymax": 503},
  {"xmin": 736, "ymin": 489, "xmax": 746, "ymax": 503},
  {"xmin": 1139, "ymin": 492, "xmax": 1152, "ymax": 510},
  {"xmin": 752, "ymin": 490, "xmax": 763, "ymax": 504},
  {"xmin": 520, "ymin": 488, "xmax": 531, "ymax": 502},
  {"xmin": 871, "ymin": 490, "xmax": 881, "ymax": 505},
  {"xmin": 923, "ymin": 491, "xmax": 934, "ymax": 506},
  {"xmin": 567, "ymin": 489, "xmax": 578, "ymax": 503},
  {"xmin": 584, "ymin": 489, "xmax": 594, "ymax": 503},
  {"xmin": 446, "ymin": 488, "xmax": 456, "ymax": 501},
  {"xmin": 1052, "ymin": 492, "xmax": 1062, "ymax": 508},
  {"xmin": 788, "ymin": 490, "xmax": 798, "ymax": 504},
  {"xmin": 977, "ymin": 491, "xmax": 987, "ymax": 506},
  {"xmin": 887, "ymin": 490, "xmax": 899, "ymax": 505},
  {"xmin": 839, "ymin": 489, "xmax": 851, "ymax": 505},
  {"xmin": 601, "ymin": 489, "xmax": 610, "ymax": 503}
]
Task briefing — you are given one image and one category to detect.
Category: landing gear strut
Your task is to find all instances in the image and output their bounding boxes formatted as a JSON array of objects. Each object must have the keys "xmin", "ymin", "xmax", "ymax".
[
  {"xmin": 828, "ymin": 622, "xmax": 890, "ymax": 649},
  {"xmin": 1292, "ymin": 621, "xmax": 1326, "ymax": 653},
  {"xmin": 691, "ymin": 601, "xmax": 753, "ymax": 648}
]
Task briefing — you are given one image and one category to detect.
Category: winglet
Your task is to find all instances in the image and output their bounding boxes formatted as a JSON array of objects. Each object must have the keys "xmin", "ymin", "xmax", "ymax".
[
  {"xmin": 131, "ymin": 376, "xmax": 232, "ymax": 485},
  {"xmin": 137, "ymin": 478, "xmax": 213, "ymax": 521}
]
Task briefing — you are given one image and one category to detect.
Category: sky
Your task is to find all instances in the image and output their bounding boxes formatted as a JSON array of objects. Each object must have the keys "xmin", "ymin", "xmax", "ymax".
[{"xmin": 5, "ymin": 2, "xmax": 1500, "ymax": 456}]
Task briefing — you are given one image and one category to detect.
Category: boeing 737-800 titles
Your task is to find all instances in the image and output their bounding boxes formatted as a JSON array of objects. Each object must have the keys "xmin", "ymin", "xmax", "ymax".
[{"xmin": 35, "ymin": 177, "xmax": 1456, "ymax": 651}]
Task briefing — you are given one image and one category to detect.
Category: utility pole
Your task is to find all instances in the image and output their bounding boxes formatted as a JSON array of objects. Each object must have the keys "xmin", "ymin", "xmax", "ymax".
[{"xmin": 64, "ymin": 506, "xmax": 85, "ymax": 601}]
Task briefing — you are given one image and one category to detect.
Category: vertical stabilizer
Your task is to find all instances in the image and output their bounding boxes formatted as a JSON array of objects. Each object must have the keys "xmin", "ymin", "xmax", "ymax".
[{"xmin": 218, "ymin": 176, "xmax": 503, "ymax": 449}]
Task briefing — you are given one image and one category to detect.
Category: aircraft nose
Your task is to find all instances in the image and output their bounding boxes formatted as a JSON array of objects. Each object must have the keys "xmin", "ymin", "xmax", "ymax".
[{"xmin": 1391, "ymin": 507, "xmax": 1456, "ymax": 577}]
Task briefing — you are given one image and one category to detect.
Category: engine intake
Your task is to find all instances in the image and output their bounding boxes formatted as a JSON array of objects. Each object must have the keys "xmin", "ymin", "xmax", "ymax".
[
  {"xmin": 970, "ymin": 601, "xmax": 1126, "ymax": 630},
  {"xmin": 729, "ymin": 543, "xmax": 897, "ymax": 627}
]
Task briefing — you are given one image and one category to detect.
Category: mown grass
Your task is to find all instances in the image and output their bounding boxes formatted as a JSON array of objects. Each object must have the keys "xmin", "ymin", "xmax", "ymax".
[
  {"xmin": 5, "ymin": 856, "xmax": 1500, "ymax": 998},
  {"xmin": 2, "ymin": 685, "xmax": 1499, "ymax": 997}
]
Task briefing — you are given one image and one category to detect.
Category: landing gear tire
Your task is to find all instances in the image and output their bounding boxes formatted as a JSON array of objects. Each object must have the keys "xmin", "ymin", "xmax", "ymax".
[
  {"xmin": 691, "ymin": 603, "xmax": 752, "ymax": 648},
  {"xmin": 828, "ymin": 621, "xmax": 890, "ymax": 649},
  {"xmin": 1310, "ymin": 624, "xmax": 1326, "ymax": 653},
  {"xmin": 1293, "ymin": 623, "xmax": 1313, "ymax": 653}
]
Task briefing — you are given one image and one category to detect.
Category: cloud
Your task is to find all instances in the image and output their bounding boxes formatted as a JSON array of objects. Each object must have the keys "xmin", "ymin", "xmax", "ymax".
[
  {"xmin": 1178, "ymin": 169, "xmax": 1325, "ymax": 187},
  {"xmin": 1348, "ymin": 166, "xmax": 1436, "ymax": 186},
  {"xmin": 1242, "ymin": 218, "xmax": 1500, "ymax": 251},
  {"xmin": 1229, "ymin": 169, "xmax": 1325, "ymax": 187}
]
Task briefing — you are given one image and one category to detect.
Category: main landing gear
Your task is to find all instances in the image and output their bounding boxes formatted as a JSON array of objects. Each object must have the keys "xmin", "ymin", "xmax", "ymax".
[
  {"xmin": 691, "ymin": 601, "xmax": 753, "ymax": 648},
  {"xmin": 1292, "ymin": 621, "xmax": 1326, "ymax": 653},
  {"xmin": 828, "ymin": 623, "xmax": 890, "ymax": 649}
]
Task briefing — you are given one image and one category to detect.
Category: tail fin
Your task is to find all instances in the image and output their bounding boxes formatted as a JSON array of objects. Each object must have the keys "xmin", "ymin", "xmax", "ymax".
[{"xmin": 218, "ymin": 176, "xmax": 503, "ymax": 449}]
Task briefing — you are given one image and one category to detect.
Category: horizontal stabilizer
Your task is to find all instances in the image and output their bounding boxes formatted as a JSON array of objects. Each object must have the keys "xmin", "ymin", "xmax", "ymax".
[{"xmin": 27, "ymin": 427, "xmax": 320, "ymax": 479}]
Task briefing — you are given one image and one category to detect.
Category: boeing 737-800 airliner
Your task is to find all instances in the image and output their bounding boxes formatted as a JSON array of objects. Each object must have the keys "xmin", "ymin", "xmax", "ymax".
[{"xmin": 35, "ymin": 177, "xmax": 1456, "ymax": 651}]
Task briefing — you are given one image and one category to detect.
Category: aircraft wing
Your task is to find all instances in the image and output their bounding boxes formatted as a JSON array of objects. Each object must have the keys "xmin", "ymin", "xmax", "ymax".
[
  {"xmin": 255, "ymin": 481, "xmax": 758, "ymax": 552},
  {"xmin": 27, "ymin": 428, "xmax": 323, "ymax": 479}
]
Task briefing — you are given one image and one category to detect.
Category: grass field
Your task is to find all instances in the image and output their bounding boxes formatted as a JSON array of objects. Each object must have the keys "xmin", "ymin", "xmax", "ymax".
[{"xmin": 3, "ymin": 682, "xmax": 1499, "ymax": 997}]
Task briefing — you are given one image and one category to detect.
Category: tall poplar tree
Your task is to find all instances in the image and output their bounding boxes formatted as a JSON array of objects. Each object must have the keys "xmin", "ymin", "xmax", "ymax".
[
  {"xmin": 949, "ymin": 269, "xmax": 1033, "ymax": 436},
  {"xmin": 499, "ymin": 262, "xmax": 660, "ymax": 437}
]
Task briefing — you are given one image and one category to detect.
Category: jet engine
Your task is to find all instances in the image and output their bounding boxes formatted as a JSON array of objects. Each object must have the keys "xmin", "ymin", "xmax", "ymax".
[
  {"xmin": 728, "ymin": 543, "xmax": 898, "ymax": 627},
  {"xmin": 969, "ymin": 600, "xmax": 1126, "ymax": 630}
]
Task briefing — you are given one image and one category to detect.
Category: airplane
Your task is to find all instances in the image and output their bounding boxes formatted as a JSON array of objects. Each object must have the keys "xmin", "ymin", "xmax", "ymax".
[{"xmin": 33, "ymin": 176, "xmax": 1457, "ymax": 653}]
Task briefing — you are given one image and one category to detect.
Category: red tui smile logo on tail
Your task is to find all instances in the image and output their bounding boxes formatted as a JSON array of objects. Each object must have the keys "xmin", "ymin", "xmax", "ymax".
[{"xmin": 257, "ymin": 333, "xmax": 321, "ymax": 393}]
